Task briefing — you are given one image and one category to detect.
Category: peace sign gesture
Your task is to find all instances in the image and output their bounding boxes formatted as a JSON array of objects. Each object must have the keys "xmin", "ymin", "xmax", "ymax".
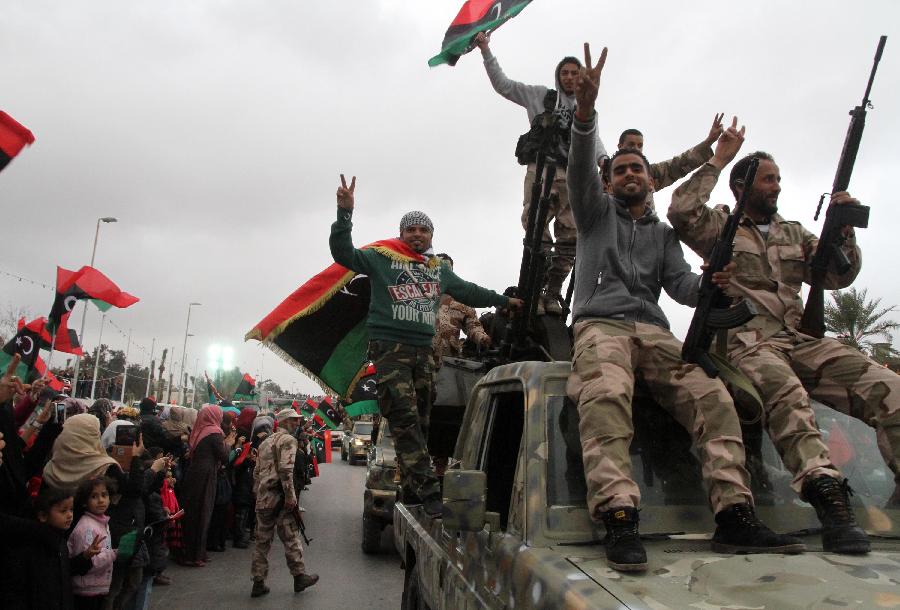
[
  {"xmin": 0, "ymin": 354, "xmax": 27, "ymax": 403},
  {"xmin": 336, "ymin": 174, "xmax": 356, "ymax": 210},
  {"xmin": 574, "ymin": 42, "xmax": 608, "ymax": 122}
]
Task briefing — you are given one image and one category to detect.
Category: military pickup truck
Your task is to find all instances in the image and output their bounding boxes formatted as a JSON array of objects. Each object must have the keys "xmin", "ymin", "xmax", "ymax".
[
  {"xmin": 362, "ymin": 419, "xmax": 398, "ymax": 553},
  {"xmin": 394, "ymin": 359, "xmax": 900, "ymax": 610}
]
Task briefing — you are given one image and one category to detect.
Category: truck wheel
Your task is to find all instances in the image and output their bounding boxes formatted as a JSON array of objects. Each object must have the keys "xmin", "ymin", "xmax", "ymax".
[
  {"xmin": 401, "ymin": 562, "xmax": 431, "ymax": 610},
  {"xmin": 361, "ymin": 514, "xmax": 382, "ymax": 554}
]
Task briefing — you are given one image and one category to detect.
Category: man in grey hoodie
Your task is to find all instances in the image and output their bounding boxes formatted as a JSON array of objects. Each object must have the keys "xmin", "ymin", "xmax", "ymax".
[
  {"xmin": 475, "ymin": 32, "xmax": 608, "ymax": 315},
  {"xmin": 565, "ymin": 43, "xmax": 804, "ymax": 572}
]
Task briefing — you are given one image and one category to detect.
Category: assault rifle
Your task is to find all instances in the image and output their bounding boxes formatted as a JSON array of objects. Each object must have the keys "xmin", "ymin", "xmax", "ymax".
[
  {"xmin": 292, "ymin": 505, "xmax": 313, "ymax": 545},
  {"xmin": 682, "ymin": 158, "xmax": 760, "ymax": 378},
  {"xmin": 798, "ymin": 36, "xmax": 886, "ymax": 338}
]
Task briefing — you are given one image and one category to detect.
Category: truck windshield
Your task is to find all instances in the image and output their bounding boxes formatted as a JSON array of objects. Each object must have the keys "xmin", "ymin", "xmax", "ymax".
[
  {"xmin": 353, "ymin": 422, "xmax": 373, "ymax": 436},
  {"xmin": 546, "ymin": 395, "xmax": 898, "ymax": 533}
]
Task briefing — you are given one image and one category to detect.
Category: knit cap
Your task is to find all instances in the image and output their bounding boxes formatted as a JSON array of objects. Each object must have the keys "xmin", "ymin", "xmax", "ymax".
[{"xmin": 399, "ymin": 211, "xmax": 433, "ymax": 233}]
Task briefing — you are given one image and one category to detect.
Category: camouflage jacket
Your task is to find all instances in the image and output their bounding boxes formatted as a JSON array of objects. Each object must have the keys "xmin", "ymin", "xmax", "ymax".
[
  {"xmin": 650, "ymin": 142, "xmax": 713, "ymax": 191},
  {"xmin": 667, "ymin": 163, "xmax": 861, "ymax": 346},
  {"xmin": 432, "ymin": 297, "xmax": 489, "ymax": 361},
  {"xmin": 253, "ymin": 429, "xmax": 298, "ymax": 510}
]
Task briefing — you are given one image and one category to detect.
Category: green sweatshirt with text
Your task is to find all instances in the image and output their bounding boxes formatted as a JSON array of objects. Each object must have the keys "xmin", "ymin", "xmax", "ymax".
[{"xmin": 330, "ymin": 208, "xmax": 509, "ymax": 347}]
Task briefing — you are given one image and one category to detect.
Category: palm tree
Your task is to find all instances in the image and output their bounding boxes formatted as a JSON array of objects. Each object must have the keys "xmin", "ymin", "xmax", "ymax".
[{"xmin": 824, "ymin": 287, "xmax": 899, "ymax": 358}]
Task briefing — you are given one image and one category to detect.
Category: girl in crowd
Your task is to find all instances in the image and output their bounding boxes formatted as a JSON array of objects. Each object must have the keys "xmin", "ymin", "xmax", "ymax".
[{"xmin": 69, "ymin": 477, "xmax": 117, "ymax": 610}]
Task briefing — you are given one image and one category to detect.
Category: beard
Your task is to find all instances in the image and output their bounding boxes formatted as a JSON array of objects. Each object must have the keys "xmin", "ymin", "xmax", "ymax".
[
  {"xmin": 747, "ymin": 190, "xmax": 778, "ymax": 219},
  {"xmin": 613, "ymin": 183, "xmax": 650, "ymax": 207}
]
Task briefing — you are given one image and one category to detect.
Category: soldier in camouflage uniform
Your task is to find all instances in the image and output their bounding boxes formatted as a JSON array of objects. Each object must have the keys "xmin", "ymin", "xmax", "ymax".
[
  {"xmin": 330, "ymin": 175, "xmax": 523, "ymax": 518},
  {"xmin": 566, "ymin": 46, "xmax": 803, "ymax": 572},
  {"xmin": 668, "ymin": 119, "xmax": 899, "ymax": 554},
  {"xmin": 432, "ymin": 254, "xmax": 492, "ymax": 368},
  {"xmin": 250, "ymin": 408, "xmax": 319, "ymax": 598}
]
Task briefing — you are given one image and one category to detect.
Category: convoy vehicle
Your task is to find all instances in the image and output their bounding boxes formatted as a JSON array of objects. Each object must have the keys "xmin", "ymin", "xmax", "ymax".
[
  {"xmin": 394, "ymin": 360, "xmax": 900, "ymax": 609},
  {"xmin": 342, "ymin": 420, "xmax": 374, "ymax": 464},
  {"xmin": 362, "ymin": 419, "xmax": 398, "ymax": 553},
  {"xmin": 330, "ymin": 427, "xmax": 345, "ymax": 450}
]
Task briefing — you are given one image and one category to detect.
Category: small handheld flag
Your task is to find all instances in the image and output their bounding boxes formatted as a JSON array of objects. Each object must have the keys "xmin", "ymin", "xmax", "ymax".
[{"xmin": 428, "ymin": 0, "xmax": 533, "ymax": 67}]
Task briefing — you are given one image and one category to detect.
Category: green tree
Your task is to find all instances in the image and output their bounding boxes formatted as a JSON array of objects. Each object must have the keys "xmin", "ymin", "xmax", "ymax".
[{"xmin": 825, "ymin": 288, "xmax": 899, "ymax": 358}]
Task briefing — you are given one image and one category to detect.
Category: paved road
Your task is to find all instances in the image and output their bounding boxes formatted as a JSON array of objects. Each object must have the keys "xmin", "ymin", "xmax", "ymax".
[{"xmin": 150, "ymin": 448, "xmax": 403, "ymax": 609}]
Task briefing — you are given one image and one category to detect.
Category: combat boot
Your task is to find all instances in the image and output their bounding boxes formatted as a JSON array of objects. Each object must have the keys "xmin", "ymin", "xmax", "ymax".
[
  {"xmin": 801, "ymin": 475, "xmax": 870, "ymax": 554},
  {"xmin": 251, "ymin": 580, "xmax": 270, "ymax": 598},
  {"xmin": 712, "ymin": 502, "xmax": 806, "ymax": 554},
  {"xmin": 601, "ymin": 507, "xmax": 647, "ymax": 572},
  {"xmin": 542, "ymin": 293, "xmax": 563, "ymax": 316},
  {"xmin": 294, "ymin": 573, "xmax": 319, "ymax": 592}
]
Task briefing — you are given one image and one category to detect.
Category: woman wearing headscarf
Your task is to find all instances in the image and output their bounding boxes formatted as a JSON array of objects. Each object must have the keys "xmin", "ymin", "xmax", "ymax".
[
  {"xmin": 178, "ymin": 404, "xmax": 235, "ymax": 566},
  {"xmin": 229, "ymin": 414, "xmax": 271, "ymax": 549},
  {"xmin": 42, "ymin": 414, "xmax": 168, "ymax": 609},
  {"xmin": 88, "ymin": 398, "xmax": 114, "ymax": 435}
]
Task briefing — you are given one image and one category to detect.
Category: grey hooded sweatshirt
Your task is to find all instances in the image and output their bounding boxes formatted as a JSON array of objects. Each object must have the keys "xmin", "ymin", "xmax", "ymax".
[
  {"xmin": 567, "ymin": 113, "xmax": 700, "ymax": 330},
  {"xmin": 482, "ymin": 50, "xmax": 607, "ymax": 164}
]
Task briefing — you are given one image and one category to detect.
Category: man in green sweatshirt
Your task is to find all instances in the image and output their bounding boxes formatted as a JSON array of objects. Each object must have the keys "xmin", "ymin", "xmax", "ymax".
[{"xmin": 329, "ymin": 175, "xmax": 523, "ymax": 517}]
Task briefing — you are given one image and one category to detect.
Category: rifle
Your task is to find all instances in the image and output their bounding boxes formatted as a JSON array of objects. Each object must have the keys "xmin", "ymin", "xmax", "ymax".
[
  {"xmin": 682, "ymin": 158, "xmax": 760, "ymax": 378},
  {"xmin": 291, "ymin": 505, "xmax": 313, "ymax": 545},
  {"xmin": 798, "ymin": 36, "xmax": 886, "ymax": 338}
]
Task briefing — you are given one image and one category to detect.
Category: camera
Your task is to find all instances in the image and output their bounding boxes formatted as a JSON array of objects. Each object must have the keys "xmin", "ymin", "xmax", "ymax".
[{"xmin": 115, "ymin": 425, "xmax": 139, "ymax": 446}]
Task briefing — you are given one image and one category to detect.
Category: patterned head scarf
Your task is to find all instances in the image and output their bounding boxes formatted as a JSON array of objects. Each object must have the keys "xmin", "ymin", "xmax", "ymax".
[{"xmin": 399, "ymin": 211, "xmax": 433, "ymax": 233}]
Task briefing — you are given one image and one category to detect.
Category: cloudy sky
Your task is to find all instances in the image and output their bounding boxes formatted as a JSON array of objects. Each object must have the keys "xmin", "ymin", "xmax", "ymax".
[{"xmin": 2, "ymin": 1, "xmax": 898, "ymax": 395}]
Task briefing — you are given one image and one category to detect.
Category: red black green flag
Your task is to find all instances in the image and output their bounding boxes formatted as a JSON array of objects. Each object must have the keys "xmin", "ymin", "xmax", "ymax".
[
  {"xmin": 246, "ymin": 239, "xmax": 431, "ymax": 400},
  {"xmin": 1, "ymin": 318, "xmax": 45, "ymax": 374},
  {"xmin": 17, "ymin": 316, "xmax": 84, "ymax": 357},
  {"xmin": 233, "ymin": 373, "xmax": 256, "ymax": 401},
  {"xmin": 315, "ymin": 396, "xmax": 341, "ymax": 430},
  {"xmin": 48, "ymin": 266, "xmax": 139, "ymax": 331},
  {"xmin": 428, "ymin": 0, "xmax": 534, "ymax": 67},
  {"xmin": 32, "ymin": 356, "xmax": 66, "ymax": 392},
  {"xmin": 344, "ymin": 363, "xmax": 379, "ymax": 418},
  {"xmin": 0, "ymin": 111, "xmax": 35, "ymax": 173}
]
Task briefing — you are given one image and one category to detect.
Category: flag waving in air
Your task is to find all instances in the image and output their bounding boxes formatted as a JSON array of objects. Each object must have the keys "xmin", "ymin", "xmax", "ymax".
[
  {"xmin": 0, "ymin": 111, "xmax": 35, "ymax": 173},
  {"xmin": 1, "ymin": 319, "xmax": 45, "ymax": 375},
  {"xmin": 233, "ymin": 373, "xmax": 256, "ymax": 401},
  {"xmin": 428, "ymin": 0, "xmax": 533, "ymax": 67},
  {"xmin": 48, "ymin": 266, "xmax": 139, "ymax": 331},
  {"xmin": 344, "ymin": 363, "xmax": 379, "ymax": 417}
]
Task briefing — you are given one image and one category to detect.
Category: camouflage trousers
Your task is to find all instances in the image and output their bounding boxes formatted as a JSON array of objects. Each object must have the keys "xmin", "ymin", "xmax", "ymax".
[
  {"xmin": 368, "ymin": 340, "xmax": 440, "ymax": 501},
  {"xmin": 567, "ymin": 319, "xmax": 752, "ymax": 517},
  {"xmin": 730, "ymin": 330, "xmax": 900, "ymax": 489},
  {"xmin": 523, "ymin": 163, "xmax": 576, "ymax": 295},
  {"xmin": 251, "ymin": 506, "xmax": 306, "ymax": 581}
]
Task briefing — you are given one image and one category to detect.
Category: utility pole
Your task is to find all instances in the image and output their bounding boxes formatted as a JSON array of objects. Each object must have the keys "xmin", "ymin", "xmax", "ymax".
[
  {"xmin": 145, "ymin": 338, "xmax": 155, "ymax": 398},
  {"xmin": 89, "ymin": 313, "xmax": 106, "ymax": 400},
  {"xmin": 120, "ymin": 328, "xmax": 132, "ymax": 404}
]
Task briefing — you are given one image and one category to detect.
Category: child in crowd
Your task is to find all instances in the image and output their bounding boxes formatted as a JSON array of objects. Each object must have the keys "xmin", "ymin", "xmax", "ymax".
[
  {"xmin": 69, "ymin": 477, "xmax": 117, "ymax": 610},
  {"xmin": 0, "ymin": 485, "xmax": 100, "ymax": 609}
]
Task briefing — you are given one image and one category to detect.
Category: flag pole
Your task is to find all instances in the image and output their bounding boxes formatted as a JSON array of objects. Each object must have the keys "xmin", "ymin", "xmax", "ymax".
[
  {"xmin": 45, "ymin": 328, "xmax": 59, "ymax": 377},
  {"xmin": 90, "ymin": 313, "xmax": 106, "ymax": 400}
]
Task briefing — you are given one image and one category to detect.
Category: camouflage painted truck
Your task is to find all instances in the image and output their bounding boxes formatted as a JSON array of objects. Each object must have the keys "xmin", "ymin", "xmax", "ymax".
[{"xmin": 394, "ymin": 359, "xmax": 900, "ymax": 610}]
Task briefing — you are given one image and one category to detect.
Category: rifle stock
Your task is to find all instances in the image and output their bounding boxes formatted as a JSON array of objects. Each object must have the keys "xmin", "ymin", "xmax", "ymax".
[{"xmin": 799, "ymin": 36, "xmax": 885, "ymax": 338}]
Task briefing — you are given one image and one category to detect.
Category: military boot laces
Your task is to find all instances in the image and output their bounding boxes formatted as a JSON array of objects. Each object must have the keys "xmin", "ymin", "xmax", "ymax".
[
  {"xmin": 294, "ymin": 573, "xmax": 319, "ymax": 593},
  {"xmin": 712, "ymin": 502, "xmax": 805, "ymax": 554},
  {"xmin": 601, "ymin": 507, "xmax": 647, "ymax": 572},
  {"xmin": 802, "ymin": 476, "xmax": 870, "ymax": 555}
]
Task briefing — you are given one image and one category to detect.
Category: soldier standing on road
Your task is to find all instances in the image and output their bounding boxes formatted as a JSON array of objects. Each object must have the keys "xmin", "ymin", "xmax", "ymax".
[
  {"xmin": 250, "ymin": 408, "xmax": 319, "ymax": 598},
  {"xmin": 566, "ymin": 43, "xmax": 804, "ymax": 572},
  {"xmin": 667, "ymin": 124, "xmax": 900, "ymax": 553},
  {"xmin": 474, "ymin": 31, "xmax": 608, "ymax": 315},
  {"xmin": 330, "ymin": 175, "xmax": 523, "ymax": 517}
]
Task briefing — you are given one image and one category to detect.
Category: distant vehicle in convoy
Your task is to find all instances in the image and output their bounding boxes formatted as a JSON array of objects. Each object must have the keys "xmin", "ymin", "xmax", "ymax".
[
  {"xmin": 330, "ymin": 427, "xmax": 345, "ymax": 450},
  {"xmin": 342, "ymin": 420, "xmax": 373, "ymax": 464},
  {"xmin": 362, "ymin": 419, "xmax": 398, "ymax": 553},
  {"xmin": 394, "ymin": 360, "xmax": 900, "ymax": 609}
]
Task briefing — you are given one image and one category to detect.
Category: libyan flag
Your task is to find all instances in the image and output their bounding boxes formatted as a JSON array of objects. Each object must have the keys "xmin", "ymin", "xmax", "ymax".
[
  {"xmin": 48, "ymin": 266, "xmax": 139, "ymax": 331},
  {"xmin": 246, "ymin": 239, "xmax": 433, "ymax": 400},
  {"xmin": 315, "ymin": 396, "xmax": 341, "ymax": 430},
  {"xmin": 428, "ymin": 0, "xmax": 534, "ymax": 67},
  {"xmin": 233, "ymin": 373, "xmax": 256, "ymax": 400},
  {"xmin": 1, "ymin": 318, "xmax": 46, "ymax": 377},
  {"xmin": 0, "ymin": 111, "xmax": 35, "ymax": 173},
  {"xmin": 344, "ymin": 363, "xmax": 379, "ymax": 418},
  {"xmin": 17, "ymin": 316, "xmax": 84, "ymax": 357}
]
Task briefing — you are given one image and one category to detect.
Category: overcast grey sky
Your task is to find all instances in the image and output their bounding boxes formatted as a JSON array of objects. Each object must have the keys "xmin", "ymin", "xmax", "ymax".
[{"xmin": 2, "ymin": 1, "xmax": 898, "ymax": 395}]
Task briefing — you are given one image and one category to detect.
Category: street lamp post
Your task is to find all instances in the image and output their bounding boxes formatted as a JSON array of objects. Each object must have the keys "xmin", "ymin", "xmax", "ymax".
[
  {"xmin": 89, "ymin": 313, "xmax": 107, "ymax": 400},
  {"xmin": 72, "ymin": 217, "xmax": 117, "ymax": 395},
  {"xmin": 179, "ymin": 303, "xmax": 201, "ymax": 404}
]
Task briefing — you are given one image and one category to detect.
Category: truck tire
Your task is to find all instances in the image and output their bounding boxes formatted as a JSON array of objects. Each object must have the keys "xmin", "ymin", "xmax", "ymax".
[
  {"xmin": 401, "ymin": 561, "xmax": 431, "ymax": 610},
  {"xmin": 361, "ymin": 514, "xmax": 382, "ymax": 554}
]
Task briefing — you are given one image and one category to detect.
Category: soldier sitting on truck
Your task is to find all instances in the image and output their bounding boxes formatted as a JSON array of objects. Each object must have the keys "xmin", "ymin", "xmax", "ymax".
[
  {"xmin": 432, "ymin": 253, "xmax": 493, "ymax": 368},
  {"xmin": 565, "ymin": 43, "xmax": 805, "ymax": 572},
  {"xmin": 330, "ymin": 175, "xmax": 523, "ymax": 518}
]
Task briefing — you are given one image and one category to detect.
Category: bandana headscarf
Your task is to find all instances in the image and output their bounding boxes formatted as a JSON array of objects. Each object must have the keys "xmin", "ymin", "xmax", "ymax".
[
  {"xmin": 399, "ymin": 210, "xmax": 433, "ymax": 233},
  {"xmin": 43, "ymin": 413, "xmax": 119, "ymax": 488},
  {"xmin": 188, "ymin": 404, "xmax": 224, "ymax": 456}
]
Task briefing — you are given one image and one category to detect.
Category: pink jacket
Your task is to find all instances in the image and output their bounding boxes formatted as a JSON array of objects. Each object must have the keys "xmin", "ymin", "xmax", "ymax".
[{"xmin": 67, "ymin": 512, "xmax": 116, "ymax": 596}]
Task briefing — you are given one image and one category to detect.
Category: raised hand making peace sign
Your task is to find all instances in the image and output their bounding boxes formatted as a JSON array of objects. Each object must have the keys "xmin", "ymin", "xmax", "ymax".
[
  {"xmin": 574, "ymin": 42, "xmax": 608, "ymax": 122},
  {"xmin": 336, "ymin": 174, "xmax": 357, "ymax": 210}
]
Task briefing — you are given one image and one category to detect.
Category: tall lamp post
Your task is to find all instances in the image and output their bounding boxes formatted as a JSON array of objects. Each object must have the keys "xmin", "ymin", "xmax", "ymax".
[
  {"xmin": 179, "ymin": 303, "xmax": 201, "ymax": 404},
  {"xmin": 72, "ymin": 216, "xmax": 117, "ymax": 395}
]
